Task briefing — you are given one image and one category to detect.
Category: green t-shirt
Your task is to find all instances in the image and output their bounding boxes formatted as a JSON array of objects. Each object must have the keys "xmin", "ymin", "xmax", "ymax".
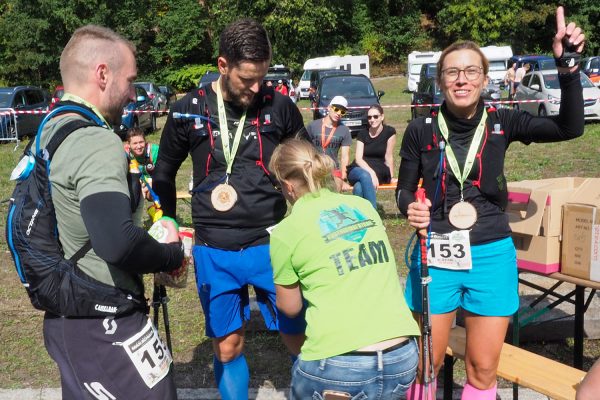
[
  {"xmin": 37, "ymin": 113, "xmax": 140, "ymax": 293},
  {"xmin": 270, "ymin": 189, "xmax": 420, "ymax": 360}
]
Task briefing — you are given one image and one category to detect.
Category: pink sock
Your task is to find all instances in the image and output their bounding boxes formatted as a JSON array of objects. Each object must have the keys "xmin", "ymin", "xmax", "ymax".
[
  {"xmin": 460, "ymin": 382, "xmax": 497, "ymax": 400},
  {"xmin": 405, "ymin": 378, "xmax": 437, "ymax": 400}
]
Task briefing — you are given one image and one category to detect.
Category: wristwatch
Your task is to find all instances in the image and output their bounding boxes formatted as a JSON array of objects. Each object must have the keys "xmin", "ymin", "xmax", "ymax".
[{"xmin": 555, "ymin": 37, "xmax": 581, "ymax": 68}]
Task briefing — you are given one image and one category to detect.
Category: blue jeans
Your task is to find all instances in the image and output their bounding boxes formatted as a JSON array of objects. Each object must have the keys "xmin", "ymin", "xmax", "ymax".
[
  {"xmin": 290, "ymin": 338, "xmax": 418, "ymax": 400},
  {"xmin": 348, "ymin": 167, "xmax": 377, "ymax": 208}
]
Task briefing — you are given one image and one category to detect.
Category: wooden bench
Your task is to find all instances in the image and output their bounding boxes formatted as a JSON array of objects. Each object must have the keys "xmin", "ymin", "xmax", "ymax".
[{"xmin": 444, "ymin": 326, "xmax": 586, "ymax": 400}]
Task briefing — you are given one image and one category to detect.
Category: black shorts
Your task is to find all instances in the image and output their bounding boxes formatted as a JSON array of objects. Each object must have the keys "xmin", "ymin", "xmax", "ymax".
[{"xmin": 43, "ymin": 311, "xmax": 176, "ymax": 400}]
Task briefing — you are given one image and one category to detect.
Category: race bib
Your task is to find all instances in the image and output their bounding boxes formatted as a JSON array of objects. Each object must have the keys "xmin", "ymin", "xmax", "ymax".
[
  {"xmin": 122, "ymin": 319, "xmax": 172, "ymax": 388},
  {"xmin": 427, "ymin": 230, "xmax": 472, "ymax": 270}
]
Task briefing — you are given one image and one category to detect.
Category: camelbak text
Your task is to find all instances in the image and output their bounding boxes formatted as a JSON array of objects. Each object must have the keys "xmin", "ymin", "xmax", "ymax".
[{"xmin": 95, "ymin": 304, "xmax": 117, "ymax": 314}]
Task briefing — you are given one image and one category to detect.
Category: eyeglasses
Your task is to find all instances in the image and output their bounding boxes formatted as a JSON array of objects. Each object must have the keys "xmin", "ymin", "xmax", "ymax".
[
  {"xmin": 331, "ymin": 105, "xmax": 347, "ymax": 116},
  {"xmin": 367, "ymin": 115, "xmax": 381, "ymax": 120},
  {"xmin": 441, "ymin": 66, "xmax": 483, "ymax": 81}
]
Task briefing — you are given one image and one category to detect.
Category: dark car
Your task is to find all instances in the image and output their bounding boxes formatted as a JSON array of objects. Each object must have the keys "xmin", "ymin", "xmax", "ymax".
[
  {"xmin": 0, "ymin": 86, "xmax": 50, "ymax": 139},
  {"xmin": 509, "ymin": 55, "xmax": 555, "ymax": 71},
  {"xmin": 198, "ymin": 71, "xmax": 220, "ymax": 88},
  {"xmin": 134, "ymin": 82, "xmax": 167, "ymax": 112},
  {"xmin": 419, "ymin": 63, "xmax": 438, "ymax": 83},
  {"xmin": 117, "ymin": 85, "xmax": 156, "ymax": 138},
  {"xmin": 158, "ymin": 85, "xmax": 177, "ymax": 109},
  {"xmin": 411, "ymin": 77, "xmax": 444, "ymax": 119},
  {"xmin": 264, "ymin": 64, "xmax": 297, "ymax": 102},
  {"xmin": 312, "ymin": 74, "xmax": 384, "ymax": 137},
  {"xmin": 309, "ymin": 69, "xmax": 351, "ymax": 98}
]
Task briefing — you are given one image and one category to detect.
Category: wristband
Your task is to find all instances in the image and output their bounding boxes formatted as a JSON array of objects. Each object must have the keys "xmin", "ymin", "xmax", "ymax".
[{"xmin": 555, "ymin": 37, "xmax": 581, "ymax": 68}]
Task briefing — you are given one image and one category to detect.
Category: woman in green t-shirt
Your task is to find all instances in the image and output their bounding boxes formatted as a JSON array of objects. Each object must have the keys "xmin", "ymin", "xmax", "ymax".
[{"xmin": 269, "ymin": 139, "xmax": 420, "ymax": 400}]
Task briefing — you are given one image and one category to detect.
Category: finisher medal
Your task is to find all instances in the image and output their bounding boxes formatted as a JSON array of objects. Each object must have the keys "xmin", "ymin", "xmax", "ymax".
[
  {"xmin": 211, "ymin": 183, "xmax": 238, "ymax": 212},
  {"xmin": 448, "ymin": 201, "xmax": 477, "ymax": 230}
]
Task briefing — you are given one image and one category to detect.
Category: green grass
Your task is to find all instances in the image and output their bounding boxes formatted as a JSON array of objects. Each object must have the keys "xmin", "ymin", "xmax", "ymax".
[{"xmin": 0, "ymin": 76, "xmax": 599, "ymax": 390}]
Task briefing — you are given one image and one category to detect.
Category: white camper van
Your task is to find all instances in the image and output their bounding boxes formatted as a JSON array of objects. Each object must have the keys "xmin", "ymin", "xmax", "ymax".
[
  {"xmin": 480, "ymin": 45, "xmax": 513, "ymax": 86},
  {"xmin": 298, "ymin": 55, "xmax": 370, "ymax": 99},
  {"xmin": 407, "ymin": 51, "xmax": 441, "ymax": 92}
]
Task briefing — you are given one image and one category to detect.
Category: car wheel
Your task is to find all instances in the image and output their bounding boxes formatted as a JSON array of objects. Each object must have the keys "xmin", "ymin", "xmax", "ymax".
[{"xmin": 539, "ymin": 106, "xmax": 547, "ymax": 117}]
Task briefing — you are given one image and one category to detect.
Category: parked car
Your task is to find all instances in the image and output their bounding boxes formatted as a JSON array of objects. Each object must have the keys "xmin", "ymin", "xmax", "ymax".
[
  {"xmin": 117, "ymin": 85, "xmax": 156, "ymax": 139},
  {"xmin": 509, "ymin": 55, "xmax": 555, "ymax": 71},
  {"xmin": 580, "ymin": 56, "xmax": 600, "ymax": 87},
  {"xmin": 411, "ymin": 76, "xmax": 444, "ymax": 119},
  {"xmin": 198, "ymin": 71, "xmax": 220, "ymax": 88},
  {"xmin": 0, "ymin": 86, "xmax": 49, "ymax": 139},
  {"xmin": 309, "ymin": 69, "xmax": 350, "ymax": 99},
  {"xmin": 158, "ymin": 85, "xmax": 177, "ymax": 109},
  {"xmin": 264, "ymin": 64, "xmax": 297, "ymax": 102},
  {"xmin": 514, "ymin": 70, "xmax": 600, "ymax": 121},
  {"xmin": 312, "ymin": 74, "xmax": 384, "ymax": 137},
  {"xmin": 134, "ymin": 82, "xmax": 167, "ymax": 112}
]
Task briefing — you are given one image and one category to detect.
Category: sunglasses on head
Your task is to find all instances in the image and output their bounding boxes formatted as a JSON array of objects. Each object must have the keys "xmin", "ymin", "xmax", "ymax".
[
  {"xmin": 367, "ymin": 114, "xmax": 381, "ymax": 120},
  {"xmin": 331, "ymin": 105, "xmax": 347, "ymax": 116}
]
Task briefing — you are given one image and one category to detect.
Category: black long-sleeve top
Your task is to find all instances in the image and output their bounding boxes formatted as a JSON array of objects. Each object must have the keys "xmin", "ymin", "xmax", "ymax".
[{"xmin": 396, "ymin": 71, "xmax": 584, "ymax": 245}]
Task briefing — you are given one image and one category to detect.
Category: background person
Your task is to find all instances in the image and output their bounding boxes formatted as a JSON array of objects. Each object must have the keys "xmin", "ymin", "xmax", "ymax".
[
  {"xmin": 152, "ymin": 18, "xmax": 307, "ymax": 400},
  {"xmin": 269, "ymin": 138, "xmax": 420, "ymax": 400},
  {"xmin": 504, "ymin": 61, "xmax": 516, "ymax": 100},
  {"xmin": 275, "ymin": 79, "xmax": 288, "ymax": 96},
  {"xmin": 395, "ymin": 6, "xmax": 584, "ymax": 400},
  {"xmin": 126, "ymin": 127, "xmax": 159, "ymax": 177},
  {"xmin": 40, "ymin": 25, "xmax": 184, "ymax": 400},
  {"xmin": 306, "ymin": 95, "xmax": 352, "ymax": 191},
  {"xmin": 347, "ymin": 104, "xmax": 396, "ymax": 208}
]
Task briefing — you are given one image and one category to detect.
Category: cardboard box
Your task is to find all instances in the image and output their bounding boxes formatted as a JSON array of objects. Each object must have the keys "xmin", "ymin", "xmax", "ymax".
[
  {"xmin": 561, "ymin": 179, "xmax": 600, "ymax": 281},
  {"xmin": 507, "ymin": 177, "xmax": 587, "ymax": 274},
  {"xmin": 507, "ymin": 177, "xmax": 586, "ymax": 237},
  {"xmin": 513, "ymin": 233, "xmax": 561, "ymax": 274}
]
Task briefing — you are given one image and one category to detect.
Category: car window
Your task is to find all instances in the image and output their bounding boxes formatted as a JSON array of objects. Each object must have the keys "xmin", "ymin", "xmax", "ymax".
[
  {"xmin": 488, "ymin": 61, "xmax": 506, "ymax": 72},
  {"xmin": 522, "ymin": 74, "xmax": 532, "ymax": 86},
  {"xmin": 13, "ymin": 91, "xmax": 26, "ymax": 107},
  {"xmin": 0, "ymin": 92, "xmax": 12, "ymax": 107},
  {"xmin": 539, "ymin": 59, "xmax": 557, "ymax": 70},
  {"xmin": 25, "ymin": 89, "xmax": 44, "ymax": 106},
  {"xmin": 137, "ymin": 83, "xmax": 151, "ymax": 92},
  {"xmin": 580, "ymin": 73, "xmax": 595, "ymax": 88},
  {"xmin": 530, "ymin": 74, "xmax": 541, "ymax": 89},
  {"xmin": 591, "ymin": 58, "xmax": 600, "ymax": 69},
  {"xmin": 543, "ymin": 74, "xmax": 560, "ymax": 89},
  {"xmin": 136, "ymin": 86, "xmax": 147, "ymax": 99},
  {"xmin": 410, "ymin": 64, "xmax": 422, "ymax": 75}
]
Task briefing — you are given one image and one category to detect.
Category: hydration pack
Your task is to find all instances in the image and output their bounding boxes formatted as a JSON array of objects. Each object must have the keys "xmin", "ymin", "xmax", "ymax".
[{"xmin": 5, "ymin": 105, "xmax": 146, "ymax": 317}]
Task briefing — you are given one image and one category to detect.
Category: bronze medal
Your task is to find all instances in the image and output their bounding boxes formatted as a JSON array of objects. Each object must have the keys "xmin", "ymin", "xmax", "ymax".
[
  {"xmin": 211, "ymin": 183, "xmax": 238, "ymax": 212},
  {"xmin": 448, "ymin": 201, "xmax": 477, "ymax": 229}
]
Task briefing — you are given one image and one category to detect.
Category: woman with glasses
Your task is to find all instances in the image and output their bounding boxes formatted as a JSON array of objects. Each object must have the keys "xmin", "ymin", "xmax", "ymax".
[
  {"xmin": 269, "ymin": 138, "xmax": 420, "ymax": 400},
  {"xmin": 396, "ymin": 7, "xmax": 585, "ymax": 400},
  {"xmin": 347, "ymin": 104, "xmax": 396, "ymax": 208}
]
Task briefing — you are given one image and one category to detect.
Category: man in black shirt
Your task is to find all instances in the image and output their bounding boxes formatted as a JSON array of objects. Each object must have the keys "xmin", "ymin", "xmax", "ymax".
[{"xmin": 153, "ymin": 18, "xmax": 306, "ymax": 400}]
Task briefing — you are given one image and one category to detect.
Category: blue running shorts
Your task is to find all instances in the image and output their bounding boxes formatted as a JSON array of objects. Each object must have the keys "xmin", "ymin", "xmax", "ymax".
[
  {"xmin": 193, "ymin": 244, "xmax": 306, "ymax": 338},
  {"xmin": 405, "ymin": 236, "xmax": 519, "ymax": 316}
]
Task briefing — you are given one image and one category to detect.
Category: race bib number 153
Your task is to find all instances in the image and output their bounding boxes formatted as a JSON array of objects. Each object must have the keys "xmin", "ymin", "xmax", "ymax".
[{"xmin": 427, "ymin": 230, "xmax": 472, "ymax": 270}]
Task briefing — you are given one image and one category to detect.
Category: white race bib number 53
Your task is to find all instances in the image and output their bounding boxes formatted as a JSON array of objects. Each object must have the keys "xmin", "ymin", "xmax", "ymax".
[
  {"xmin": 123, "ymin": 319, "xmax": 172, "ymax": 388},
  {"xmin": 427, "ymin": 230, "xmax": 472, "ymax": 270}
]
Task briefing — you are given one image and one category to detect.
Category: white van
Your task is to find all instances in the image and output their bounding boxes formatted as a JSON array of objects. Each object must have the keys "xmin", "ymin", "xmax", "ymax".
[
  {"xmin": 407, "ymin": 51, "xmax": 441, "ymax": 92},
  {"xmin": 298, "ymin": 55, "xmax": 370, "ymax": 99},
  {"xmin": 480, "ymin": 45, "xmax": 513, "ymax": 86}
]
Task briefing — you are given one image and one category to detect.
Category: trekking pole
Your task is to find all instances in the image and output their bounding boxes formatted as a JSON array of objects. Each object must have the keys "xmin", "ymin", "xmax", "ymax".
[
  {"xmin": 134, "ymin": 160, "xmax": 174, "ymax": 354},
  {"xmin": 415, "ymin": 187, "xmax": 436, "ymax": 399}
]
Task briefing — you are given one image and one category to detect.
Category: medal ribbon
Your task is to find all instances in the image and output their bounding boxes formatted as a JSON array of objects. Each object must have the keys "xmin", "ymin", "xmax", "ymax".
[
  {"xmin": 216, "ymin": 77, "xmax": 247, "ymax": 176},
  {"xmin": 437, "ymin": 110, "xmax": 487, "ymax": 199},
  {"xmin": 320, "ymin": 122, "xmax": 337, "ymax": 150}
]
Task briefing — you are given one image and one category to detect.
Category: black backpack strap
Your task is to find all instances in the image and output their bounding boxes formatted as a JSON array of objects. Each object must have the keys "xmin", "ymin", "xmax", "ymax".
[
  {"xmin": 44, "ymin": 119, "xmax": 98, "ymax": 262},
  {"xmin": 45, "ymin": 119, "xmax": 97, "ymax": 160}
]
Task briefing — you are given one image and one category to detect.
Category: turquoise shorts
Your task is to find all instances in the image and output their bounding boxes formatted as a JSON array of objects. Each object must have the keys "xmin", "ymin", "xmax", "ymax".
[{"xmin": 405, "ymin": 236, "xmax": 519, "ymax": 316}]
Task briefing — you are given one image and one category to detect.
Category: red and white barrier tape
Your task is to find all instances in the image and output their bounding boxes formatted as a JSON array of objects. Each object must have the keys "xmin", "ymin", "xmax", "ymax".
[{"xmin": 1, "ymin": 97, "xmax": 598, "ymax": 116}]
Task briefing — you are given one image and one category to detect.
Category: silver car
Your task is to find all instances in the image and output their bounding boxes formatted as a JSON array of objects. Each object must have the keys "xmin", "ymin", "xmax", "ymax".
[
  {"xmin": 514, "ymin": 71, "xmax": 600, "ymax": 121},
  {"xmin": 134, "ymin": 82, "xmax": 167, "ymax": 112}
]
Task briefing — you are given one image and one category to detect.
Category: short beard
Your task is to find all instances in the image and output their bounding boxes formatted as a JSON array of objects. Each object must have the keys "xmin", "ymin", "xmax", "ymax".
[{"xmin": 222, "ymin": 74, "xmax": 255, "ymax": 109}]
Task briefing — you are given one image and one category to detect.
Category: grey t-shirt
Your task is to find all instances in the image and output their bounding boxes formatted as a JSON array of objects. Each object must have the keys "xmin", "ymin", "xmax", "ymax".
[
  {"xmin": 306, "ymin": 118, "xmax": 352, "ymax": 169},
  {"xmin": 38, "ymin": 114, "xmax": 138, "ymax": 292}
]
